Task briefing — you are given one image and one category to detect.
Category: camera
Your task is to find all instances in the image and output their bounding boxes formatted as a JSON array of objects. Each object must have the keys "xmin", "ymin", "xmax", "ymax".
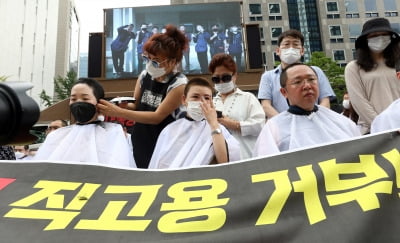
[
  {"xmin": 216, "ymin": 110, "xmax": 223, "ymax": 118},
  {"xmin": 0, "ymin": 81, "xmax": 40, "ymax": 145}
]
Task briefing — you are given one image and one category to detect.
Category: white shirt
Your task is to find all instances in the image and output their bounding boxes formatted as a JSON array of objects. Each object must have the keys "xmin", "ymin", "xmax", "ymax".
[
  {"xmin": 149, "ymin": 118, "xmax": 241, "ymax": 169},
  {"xmin": 371, "ymin": 98, "xmax": 400, "ymax": 133},
  {"xmin": 35, "ymin": 123, "xmax": 136, "ymax": 168},
  {"xmin": 214, "ymin": 88, "xmax": 265, "ymax": 159},
  {"xmin": 254, "ymin": 106, "xmax": 361, "ymax": 157}
]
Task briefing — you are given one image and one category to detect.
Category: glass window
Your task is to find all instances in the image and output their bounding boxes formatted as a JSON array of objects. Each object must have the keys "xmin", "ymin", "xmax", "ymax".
[
  {"xmin": 365, "ymin": 0, "xmax": 377, "ymax": 11},
  {"xmin": 385, "ymin": 12, "xmax": 398, "ymax": 17},
  {"xmin": 269, "ymin": 3, "xmax": 281, "ymax": 14},
  {"xmin": 348, "ymin": 24, "xmax": 361, "ymax": 37},
  {"xmin": 249, "ymin": 4, "xmax": 262, "ymax": 15},
  {"xmin": 345, "ymin": 0, "xmax": 358, "ymax": 12},
  {"xmin": 262, "ymin": 52, "xmax": 266, "ymax": 65},
  {"xmin": 271, "ymin": 27, "xmax": 283, "ymax": 39},
  {"xmin": 273, "ymin": 52, "xmax": 280, "ymax": 63},
  {"xmin": 333, "ymin": 50, "xmax": 345, "ymax": 61},
  {"xmin": 329, "ymin": 25, "xmax": 342, "ymax": 36},
  {"xmin": 327, "ymin": 2, "xmax": 338, "ymax": 12},
  {"xmin": 259, "ymin": 27, "xmax": 264, "ymax": 39},
  {"xmin": 384, "ymin": 0, "xmax": 397, "ymax": 11}
]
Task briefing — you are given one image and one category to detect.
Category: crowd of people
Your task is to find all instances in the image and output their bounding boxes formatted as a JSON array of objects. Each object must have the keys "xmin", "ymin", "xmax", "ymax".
[
  {"xmin": 2, "ymin": 18, "xmax": 400, "ymax": 171},
  {"xmin": 110, "ymin": 22, "xmax": 243, "ymax": 76}
]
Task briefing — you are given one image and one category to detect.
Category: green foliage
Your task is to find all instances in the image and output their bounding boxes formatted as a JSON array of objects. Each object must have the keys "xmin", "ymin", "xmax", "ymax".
[
  {"xmin": 40, "ymin": 70, "xmax": 77, "ymax": 107},
  {"xmin": 306, "ymin": 52, "xmax": 346, "ymax": 103},
  {"xmin": 0, "ymin": 75, "xmax": 9, "ymax": 82},
  {"xmin": 54, "ymin": 70, "xmax": 77, "ymax": 100},
  {"xmin": 39, "ymin": 90, "xmax": 53, "ymax": 107}
]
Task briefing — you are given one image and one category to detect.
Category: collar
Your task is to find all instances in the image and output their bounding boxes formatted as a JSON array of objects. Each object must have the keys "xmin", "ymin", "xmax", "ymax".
[
  {"xmin": 216, "ymin": 87, "xmax": 242, "ymax": 98},
  {"xmin": 288, "ymin": 105, "xmax": 319, "ymax": 116},
  {"xmin": 76, "ymin": 120, "xmax": 102, "ymax": 126}
]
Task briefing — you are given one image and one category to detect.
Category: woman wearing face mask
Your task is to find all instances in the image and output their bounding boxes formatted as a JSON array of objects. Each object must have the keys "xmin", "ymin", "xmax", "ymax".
[
  {"xmin": 345, "ymin": 18, "xmax": 400, "ymax": 134},
  {"xmin": 98, "ymin": 24, "xmax": 189, "ymax": 168},
  {"xmin": 209, "ymin": 53, "xmax": 265, "ymax": 159},
  {"xmin": 148, "ymin": 78, "xmax": 240, "ymax": 169},
  {"xmin": 35, "ymin": 78, "xmax": 135, "ymax": 168}
]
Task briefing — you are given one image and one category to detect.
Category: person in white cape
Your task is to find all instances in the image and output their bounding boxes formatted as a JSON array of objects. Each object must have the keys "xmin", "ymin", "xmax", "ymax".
[
  {"xmin": 149, "ymin": 78, "xmax": 240, "ymax": 169},
  {"xmin": 254, "ymin": 63, "xmax": 361, "ymax": 157},
  {"xmin": 34, "ymin": 78, "xmax": 136, "ymax": 168}
]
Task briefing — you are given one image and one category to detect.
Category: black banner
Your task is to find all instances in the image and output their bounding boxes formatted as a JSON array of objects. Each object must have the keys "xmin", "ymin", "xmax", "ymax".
[{"xmin": 0, "ymin": 131, "xmax": 399, "ymax": 242}]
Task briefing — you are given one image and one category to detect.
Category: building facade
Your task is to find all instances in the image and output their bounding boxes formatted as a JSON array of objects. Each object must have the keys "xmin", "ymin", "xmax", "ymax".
[
  {"xmin": 172, "ymin": 0, "xmax": 400, "ymax": 70},
  {"xmin": 0, "ymin": 0, "xmax": 79, "ymax": 108}
]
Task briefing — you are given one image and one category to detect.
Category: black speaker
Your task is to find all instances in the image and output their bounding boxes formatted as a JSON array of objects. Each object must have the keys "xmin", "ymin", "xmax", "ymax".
[
  {"xmin": 245, "ymin": 25, "xmax": 263, "ymax": 69},
  {"xmin": 88, "ymin": 32, "xmax": 103, "ymax": 78}
]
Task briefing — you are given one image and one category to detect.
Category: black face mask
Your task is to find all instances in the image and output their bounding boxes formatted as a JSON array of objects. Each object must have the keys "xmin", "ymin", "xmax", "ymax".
[{"xmin": 70, "ymin": 102, "xmax": 97, "ymax": 124}]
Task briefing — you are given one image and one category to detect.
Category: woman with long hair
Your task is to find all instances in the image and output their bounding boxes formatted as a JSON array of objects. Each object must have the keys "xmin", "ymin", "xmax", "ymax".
[{"xmin": 345, "ymin": 18, "xmax": 400, "ymax": 134}]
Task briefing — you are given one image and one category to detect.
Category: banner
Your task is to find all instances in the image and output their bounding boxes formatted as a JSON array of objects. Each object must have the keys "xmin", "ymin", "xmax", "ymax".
[{"xmin": 0, "ymin": 131, "xmax": 399, "ymax": 242}]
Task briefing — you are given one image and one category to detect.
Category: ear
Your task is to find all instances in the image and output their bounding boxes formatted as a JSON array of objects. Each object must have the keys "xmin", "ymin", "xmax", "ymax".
[
  {"xmin": 232, "ymin": 73, "xmax": 238, "ymax": 82},
  {"xmin": 280, "ymin": 87, "xmax": 288, "ymax": 98},
  {"xmin": 300, "ymin": 46, "xmax": 305, "ymax": 56},
  {"xmin": 397, "ymin": 71, "xmax": 400, "ymax": 80},
  {"xmin": 275, "ymin": 47, "xmax": 281, "ymax": 56},
  {"xmin": 182, "ymin": 95, "xmax": 187, "ymax": 106}
]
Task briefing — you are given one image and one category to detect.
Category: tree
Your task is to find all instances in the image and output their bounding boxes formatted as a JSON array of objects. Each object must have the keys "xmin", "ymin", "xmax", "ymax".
[
  {"xmin": 306, "ymin": 52, "xmax": 346, "ymax": 104},
  {"xmin": 40, "ymin": 70, "xmax": 77, "ymax": 107}
]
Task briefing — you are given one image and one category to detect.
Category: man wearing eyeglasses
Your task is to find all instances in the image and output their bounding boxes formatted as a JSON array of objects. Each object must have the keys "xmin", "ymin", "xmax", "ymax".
[
  {"xmin": 253, "ymin": 63, "xmax": 360, "ymax": 157},
  {"xmin": 258, "ymin": 29, "xmax": 335, "ymax": 119}
]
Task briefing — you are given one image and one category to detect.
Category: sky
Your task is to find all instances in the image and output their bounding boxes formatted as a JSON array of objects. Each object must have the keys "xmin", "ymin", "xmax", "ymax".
[{"xmin": 74, "ymin": 0, "xmax": 169, "ymax": 53}]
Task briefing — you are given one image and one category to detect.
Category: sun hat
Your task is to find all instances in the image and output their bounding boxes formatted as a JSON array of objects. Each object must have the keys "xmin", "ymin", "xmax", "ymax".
[{"xmin": 355, "ymin": 18, "xmax": 399, "ymax": 49}]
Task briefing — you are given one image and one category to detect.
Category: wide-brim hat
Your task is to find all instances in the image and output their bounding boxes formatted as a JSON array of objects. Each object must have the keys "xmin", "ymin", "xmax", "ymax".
[{"xmin": 355, "ymin": 18, "xmax": 400, "ymax": 49}]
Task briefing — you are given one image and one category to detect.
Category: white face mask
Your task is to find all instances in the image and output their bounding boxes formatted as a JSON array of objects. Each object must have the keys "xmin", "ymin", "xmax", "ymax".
[
  {"xmin": 186, "ymin": 101, "xmax": 205, "ymax": 121},
  {"xmin": 14, "ymin": 152, "xmax": 25, "ymax": 159},
  {"xmin": 215, "ymin": 81, "xmax": 235, "ymax": 94},
  {"xmin": 367, "ymin": 35, "xmax": 391, "ymax": 53},
  {"xmin": 342, "ymin": 99, "xmax": 350, "ymax": 109},
  {"xmin": 280, "ymin": 47, "xmax": 301, "ymax": 64},
  {"xmin": 146, "ymin": 61, "xmax": 166, "ymax": 78}
]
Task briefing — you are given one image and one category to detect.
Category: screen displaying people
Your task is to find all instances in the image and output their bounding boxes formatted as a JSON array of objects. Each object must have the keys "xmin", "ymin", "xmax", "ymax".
[{"xmin": 104, "ymin": 2, "xmax": 244, "ymax": 78}]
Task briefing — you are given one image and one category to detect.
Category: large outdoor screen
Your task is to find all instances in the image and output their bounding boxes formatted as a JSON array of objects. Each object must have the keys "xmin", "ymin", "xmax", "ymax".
[{"xmin": 103, "ymin": 2, "xmax": 244, "ymax": 79}]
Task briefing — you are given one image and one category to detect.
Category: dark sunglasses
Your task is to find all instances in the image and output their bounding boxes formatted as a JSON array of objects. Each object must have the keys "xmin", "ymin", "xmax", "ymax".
[{"xmin": 211, "ymin": 74, "xmax": 232, "ymax": 83}]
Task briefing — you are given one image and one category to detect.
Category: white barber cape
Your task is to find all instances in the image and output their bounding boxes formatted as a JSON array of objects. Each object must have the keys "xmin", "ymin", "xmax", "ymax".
[
  {"xmin": 371, "ymin": 98, "xmax": 400, "ymax": 133},
  {"xmin": 35, "ymin": 122, "xmax": 136, "ymax": 168},
  {"xmin": 254, "ymin": 106, "xmax": 361, "ymax": 157},
  {"xmin": 148, "ymin": 117, "xmax": 241, "ymax": 169}
]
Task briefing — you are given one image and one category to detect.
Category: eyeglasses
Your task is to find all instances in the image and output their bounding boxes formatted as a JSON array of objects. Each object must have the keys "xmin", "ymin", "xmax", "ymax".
[
  {"xmin": 142, "ymin": 55, "xmax": 168, "ymax": 68},
  {"xmin": 211, "ymin": 74, "xmax": 232, "ymax": 83},
  {"xmin": 289, "ymin": 78, "xmax": 317, "ymax": 87}
]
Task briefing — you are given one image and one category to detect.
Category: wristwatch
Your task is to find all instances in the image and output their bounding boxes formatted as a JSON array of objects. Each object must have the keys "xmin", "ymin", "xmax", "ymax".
[{"xmin": 211, "ymin": 128, "xmax": 222, "ymax": 136}]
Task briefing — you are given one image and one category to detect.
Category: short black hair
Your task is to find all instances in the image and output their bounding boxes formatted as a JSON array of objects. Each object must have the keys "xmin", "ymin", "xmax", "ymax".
[
  {"xmin": 277, "ymin": 29, "xmax": 304, "ymax": 47},
  {"xmin": 280, "ymin": 63, "xmax": 317, "ymax": 88},
  {"xmin": 73, "ymin": 78, "xmax": 105, "ymax": 101}
]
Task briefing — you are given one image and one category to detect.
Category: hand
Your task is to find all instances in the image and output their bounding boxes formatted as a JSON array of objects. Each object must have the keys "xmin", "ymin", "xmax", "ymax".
[
  {"xmin": 97, "ymin": 99, "xmax": 123, "ymax": 117},
  {"xmin": 218, "ymin": 115, "xmax": 240, "ymax": 131},
  {"xmin": 199, "ymin": 97, "xmax": 218, "ymax": 128}
]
